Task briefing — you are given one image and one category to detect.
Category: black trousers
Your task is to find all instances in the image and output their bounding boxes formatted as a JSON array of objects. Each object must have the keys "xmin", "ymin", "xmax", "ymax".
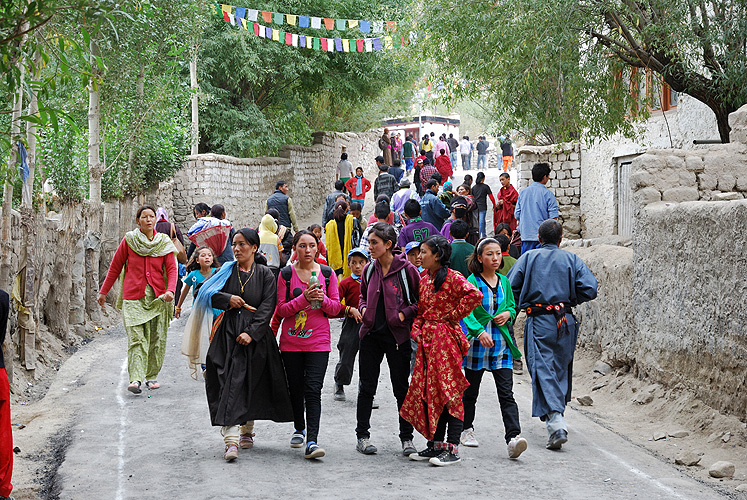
[
  {"xmin": 356, "ymin": 329, "xmax": 414, "ymax": 441},
  {"xmin": 334, "ymin": 318, "xmax": 361, "ymax": 386},
  {"xmin": 281, "ymin": 351, "xmax": 329, "ymax": 444},
  {"xmin": 463, "ymin": 368, "xmax": 521, "ymax": 444},
  {"xmin": 432, "ymin": 408, "xmax": 463, "ymax": 446}
]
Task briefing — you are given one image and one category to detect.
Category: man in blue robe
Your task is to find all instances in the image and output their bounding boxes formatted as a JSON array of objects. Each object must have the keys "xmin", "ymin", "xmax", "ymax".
[{"xmin": 507, "ymin": 220, "xmax": 598, "ymax": 450}]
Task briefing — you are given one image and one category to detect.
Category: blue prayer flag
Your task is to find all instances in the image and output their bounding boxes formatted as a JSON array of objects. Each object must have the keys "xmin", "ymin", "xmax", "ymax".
[{"xmin": 299, "ymin": 15, "xmax": 309, "ymax": 27}]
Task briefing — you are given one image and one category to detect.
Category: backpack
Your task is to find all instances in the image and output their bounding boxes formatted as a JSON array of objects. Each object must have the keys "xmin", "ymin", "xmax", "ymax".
[
  {"xmin": 364, "ymin": 263, "xmax": 418, "ymax": 306},
  {"xmin": 378, "ymin": 136, "xmax": 387, "ymax": 150},
  {"xmin": 280, "ymin": 265, "xmax": 334, "ymax": 314}
]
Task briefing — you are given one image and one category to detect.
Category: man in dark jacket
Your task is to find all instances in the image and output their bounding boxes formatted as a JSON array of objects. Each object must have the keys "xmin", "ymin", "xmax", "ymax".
[
  {"xmin": 420, "ymin": 180, "xmax": 450, "ymax": 229},
  {"xmin": 265, "ymin": 180, "xmax": 299, "ymax": 232},
  {"xmin": 323, "ymin": 180, "xmax": 350, "ymax": 226},
  {"xmin": 373, "ymin": 157, "xmax": 397, "ymax": 201}
]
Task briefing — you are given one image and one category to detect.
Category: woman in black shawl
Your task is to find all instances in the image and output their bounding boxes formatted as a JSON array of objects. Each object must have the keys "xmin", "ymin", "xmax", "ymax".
[{"xmin": 204, "ymin": 228, "xmax": 293, "ymax": 462}]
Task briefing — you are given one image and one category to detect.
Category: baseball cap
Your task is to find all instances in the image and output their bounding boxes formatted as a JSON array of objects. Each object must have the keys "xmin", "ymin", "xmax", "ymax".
[
  {"xmin": 348, "ymin": 247, "xmax": 370, "ymax": 261},
  {"xmin": 404, "ymin": 241, "xmax": 421, "ymax": 254}
]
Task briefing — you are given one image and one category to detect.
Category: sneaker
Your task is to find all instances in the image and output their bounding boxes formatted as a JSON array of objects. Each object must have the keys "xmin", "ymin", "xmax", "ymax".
[
  {"xmin": 356, "ymin": 438, "xmax": 377, "ymax": 455},
  {"xmin": 371, "ymin": 397, "xmax": 379, "ymax": 409},
  {"xmin": 334, "ymin": 384, "xmax": 346, "ymax": 401},
  {"xmin": 224, "ymin": 444, "xmax": 239, "ymax": 462},
  {"xmin": 304, "ymin": 442, "xmax": 326, "ymax": 459},
  {"xmin": 290, "ymin": 431, "xmax": 305, "ymax": 448},
  {"xmin": 546, "ymin": 429, "xmax": 568, "ymax": 450},
  {"xmin": 409, "ymin": 444, "xmax": 442, "ymax": 461},
  {"xmin": 239, "ymin": 433, "xmax": 255, "ymax": 449},
  {"xmin": 513, "ymin": 359, "xmax": 524, "ymax": 375},
  {"xmin": 429, "ymin": 449, "xmax": 461, "ymax": 466},
  {"xmin": 402, "ymin": 440, "xmax": 417, "ymax": 456},
  {"xmin": 507, "ymin": 436, "xmax": 528, "ymax": 459},
  {"xmin": 460, "ymin": 428, "xmax": 479, "ymax": 447}
]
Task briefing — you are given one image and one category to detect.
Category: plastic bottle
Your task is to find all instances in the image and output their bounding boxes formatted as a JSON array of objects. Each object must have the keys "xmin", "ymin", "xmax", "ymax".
[{"xmin": 309, "ymin": 271, "xmax": 321, "ymax": 309}]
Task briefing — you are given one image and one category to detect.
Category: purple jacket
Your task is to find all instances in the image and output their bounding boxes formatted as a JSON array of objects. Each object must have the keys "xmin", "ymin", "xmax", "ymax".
[{"xmin": 358, "ymin": 252, "xmax": 421, "ymax": 344}]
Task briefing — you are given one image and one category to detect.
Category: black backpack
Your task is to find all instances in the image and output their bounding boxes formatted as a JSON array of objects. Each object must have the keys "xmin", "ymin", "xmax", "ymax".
[
  {"xmin": 280, "ymin": 264, "xmax": 334, "ymax": 309},
  {"xmin": 364, "ymin": 263, "xmax": 418, "ymax": 306}
]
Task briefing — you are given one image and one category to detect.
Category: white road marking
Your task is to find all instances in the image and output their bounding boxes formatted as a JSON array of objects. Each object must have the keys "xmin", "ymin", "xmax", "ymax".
[
  {"xmin": 595, "ymin": 446, "xmax": 689, "ymax": 499},
  {"xmin": 115, "ymin": 357, "xmax": 128, "ymax": 500}
]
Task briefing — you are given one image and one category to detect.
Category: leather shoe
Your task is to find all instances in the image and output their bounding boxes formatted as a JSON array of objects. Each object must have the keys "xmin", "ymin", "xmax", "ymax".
[{"xmin": 546, "ymin": 429, "xmax": 568, "ymax": 450}]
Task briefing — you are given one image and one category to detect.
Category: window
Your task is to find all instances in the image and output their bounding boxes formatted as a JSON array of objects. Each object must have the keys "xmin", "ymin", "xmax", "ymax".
[{"xmin": 646, "ymin": 70, "xmax": 678, "ymax": 112}]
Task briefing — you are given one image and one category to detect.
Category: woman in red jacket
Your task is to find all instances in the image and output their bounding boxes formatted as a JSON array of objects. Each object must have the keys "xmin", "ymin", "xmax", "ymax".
[
  {"xmin": 98, "ymin": 205, "xmax": 178, "ymax": 394},
  {"xmin": 345, "ymin": 167, "xmax": 372, "ymax": 209}
]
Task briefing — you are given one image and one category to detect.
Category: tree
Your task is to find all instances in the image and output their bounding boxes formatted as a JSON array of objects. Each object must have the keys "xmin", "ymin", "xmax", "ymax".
[{"xmin": 419, "ymin": 0, "xmax": 747, "ymax": 143}]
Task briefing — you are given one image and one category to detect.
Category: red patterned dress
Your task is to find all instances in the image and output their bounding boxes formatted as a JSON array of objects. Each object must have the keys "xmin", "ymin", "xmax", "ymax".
[{"xmin": 400, "ymin": 268, "xmax": 482, "ymax": 440}]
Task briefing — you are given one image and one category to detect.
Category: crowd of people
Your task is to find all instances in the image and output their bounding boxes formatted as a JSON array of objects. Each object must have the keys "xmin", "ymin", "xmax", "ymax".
[{"xmin": 95, "ymin": 150, "xmax": 597, "ymax": 470}]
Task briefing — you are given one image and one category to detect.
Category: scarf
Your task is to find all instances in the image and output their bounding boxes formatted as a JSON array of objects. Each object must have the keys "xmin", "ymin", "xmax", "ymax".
[
  {"xmin": 181, "ymin": 261, "xmax": 237, "ymax": 380},
  {"xmin": 155, "ymin": 207, "xmax": 169, "ymax": 222},
  {"xmin": 356, "ymin": 174, "xmax": 363, "ymax": 196},
  {"xmin": 125, "ymin": 229, "xmax": 177, "ymax": 258}
]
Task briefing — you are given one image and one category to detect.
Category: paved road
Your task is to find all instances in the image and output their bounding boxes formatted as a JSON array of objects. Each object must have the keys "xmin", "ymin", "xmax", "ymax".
[{"xmin": 54, "ymin": 295, "xmax": 726, "ymax": 500}]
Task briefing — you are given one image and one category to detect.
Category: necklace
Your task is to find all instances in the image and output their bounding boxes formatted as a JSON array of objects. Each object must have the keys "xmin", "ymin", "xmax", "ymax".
[{"xmin": 236, "ymin": 262, "xmax": 255, "ymax": 294}]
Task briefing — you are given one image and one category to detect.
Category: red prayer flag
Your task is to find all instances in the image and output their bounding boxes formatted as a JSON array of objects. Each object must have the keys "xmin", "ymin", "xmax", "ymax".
[
  {"xmin": 223, "ymin": 10, "xmax": 231, "ymax": 22},
  {"xmin": 324, "ymin": 18, "xmax": 335, "ymax": 29},
  {"xmin": 261, "ymin": 11, "xmax": 272, "ymax": 22},
  {"xmin": 386, "ymin": 21, "xmax": 396, "ymax": 31},
  {"xmin": 321, "ymin": 37, "xmax": 328, "ymax": 51},
  {"xmin": 253, "ymin": 23, "xmax": 259, "ymax": 36},
  {"xmin": 356, "ymin": 39, "xmax": 364, "ymax": 52},
  {"xmin": 285, "ymin": 32, "xmax": 292, "ymax": 45}
]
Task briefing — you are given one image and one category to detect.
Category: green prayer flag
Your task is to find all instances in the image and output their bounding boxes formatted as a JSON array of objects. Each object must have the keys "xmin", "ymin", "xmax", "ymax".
[
  {"xmin": 348, "ymin": 39, "xmax": 355, "ymax": 51},
  {"xmin": 313, "ymin": 37, "xmax": 320, "ymax": 50},
  {"xmin": 336, "ymin": 18, "xmax": 346, "ymax": 30},
  {"xmin": 393, "ymin": 36, "xmax": 401, "ymax": 48},
  {"xmin": 273, "ymin": 12, "xmax": 283, "ymax": 24}
]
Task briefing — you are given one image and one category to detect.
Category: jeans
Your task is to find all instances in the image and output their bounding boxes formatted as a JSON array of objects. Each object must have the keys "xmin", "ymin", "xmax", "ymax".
[
  {"xmin": 334, "ymin": 318, "xmax": 361, "ymax": 386},
  {"xmin": 432, "ymin": 408, "xmax": 463, "ymax": 446},
  {"xmin": 478, "ymin": 210, "xmax": 487, "ymax": 238},
  {"xmin": 352, "ymin": 198, "xmax": 365, "ymax": 210},
  {"xmin": 463, "ymin": 368, "xmax": 521, "ymax": 444},
  {"xmin": 477, "ymin": 154, "xmax": 487, "ymax": 170},
  {"xmin": 404, "ymin": 158, "xmax": 414, "ymax": 172},
  {"xmin": 450, "ymin": 151, "xmax": 458, "ymax": 168},
  {"xmin": 521, "ymin": 240, "xmax": 541, "ymax": 255},
  {"xmin": 281, "ymin": 351, "xmax": 329, "ymax": 444},
  {"xmin": 544, "ymin": 411, "xmax": 566, "ymax": 435},
  {"xmin": 461, "ymin": 154, "xmax": 471, "ymax": 170},
  {"xmin": 356, "ymin": 329, "xmax": 414, "ymax": 442}
]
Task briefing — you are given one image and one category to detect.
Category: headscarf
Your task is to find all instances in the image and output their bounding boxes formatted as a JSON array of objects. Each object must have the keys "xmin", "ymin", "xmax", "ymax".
[
  {"xmin": 155, "ymin": 207, "xmax": 169, "ymax": 222},
  {"xmin": 443, "ymin": 181, "xmax": 453, "ymax": 193}
]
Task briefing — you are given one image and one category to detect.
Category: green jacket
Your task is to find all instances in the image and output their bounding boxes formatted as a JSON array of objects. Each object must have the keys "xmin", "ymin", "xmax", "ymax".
[{"xmin": 462, "ymin": 273, "xmax": 521, "ymax": 359}]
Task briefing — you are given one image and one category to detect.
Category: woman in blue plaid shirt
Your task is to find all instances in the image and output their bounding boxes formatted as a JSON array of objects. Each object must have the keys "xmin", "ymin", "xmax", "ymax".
[{"xmin": 459, "ymin": 238, "xmax": 528, "ymax": 459}]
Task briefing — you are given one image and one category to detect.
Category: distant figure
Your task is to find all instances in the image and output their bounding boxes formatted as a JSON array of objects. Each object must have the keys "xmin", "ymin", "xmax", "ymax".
[
  {"xmin": 495, "ymin": 172, "xmax": 518, "ymax": 232},
  {"xmin": 514, "ymin": 163, "xmax": 558, "ymax": 254},
  {"xmin": 337, "ymin": 153, "xmax": 354, "ymax": 184},
  {"xmin": 476, "ymin": 136, "xmax": 489, "ymax": 170},
  {"xmin": 266, "ymin": 180, "xmax": 299, "ymax": 232},
  {"xmin": 500, "ymin": 137, "xmax": 514, "ymax": 171},
  {"xmin": 373, "ymin": 158, "xmax": 397, "ymax": 201},
  {"xmin": 459, "ymin": 136, "xmax": 473, "ymax": 171},
  {"xmin": 447, "ymin": 134, "xmax": 459, "ymax": 169},
  {"xmin": 345, "ymin": 167, "xmax": 372, "ymax": 210},
  {"xmin": 508, "ymin": 220, "xmax": 598, "ymax": 451}
]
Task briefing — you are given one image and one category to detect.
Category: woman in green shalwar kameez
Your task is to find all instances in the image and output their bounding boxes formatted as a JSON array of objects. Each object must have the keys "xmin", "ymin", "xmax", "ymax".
[{"xmin": 98, "ymin": 205, "xmax": 178, "ymax": 394}]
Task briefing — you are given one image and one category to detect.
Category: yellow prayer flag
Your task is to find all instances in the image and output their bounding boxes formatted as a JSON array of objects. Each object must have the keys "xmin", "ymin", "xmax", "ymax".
[
  {"xmin": 343, "ymin": 39, "xmax": 350, "ymax": 52},
  {"xmin": 287, "ymin": 14, "xmax": 297, "ymax": 25},
  {"xmin": 348, "ymin": 19, "xmax": 359, "ymax": 29},
  {"xmin": 384, "ymin": 36, "xmax": 393, "ymax": 49},
  {"xmin": 241, "ymin": 18, "xmax": 247, "ymax": 30},
  {"xmin": 221, "ymin": 4, "xmax": 231, "ymax": 12},
  {"xmin": 272, "ymin": 29, "xmax": 279, "ymax": 41}
]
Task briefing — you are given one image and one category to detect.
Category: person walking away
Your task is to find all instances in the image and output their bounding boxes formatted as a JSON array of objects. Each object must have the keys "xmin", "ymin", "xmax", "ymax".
[
  {"xmin": 507, "ymin": 220, "xmax": 598, "ymax": 450},
  {"xmin": 392, "ymin": 179, "xmax": 420, "ymax": 215},
  {"xmin": 435, "ymin": 135, "xmax": 449, "ymax": 160},
  {"xmin": 199, "ymin": 229, "xmax": 293, "ymax": 461},
  {"xmin": 333, "ymin": 248, "xmax": 369, "ymax": 401},
  {"xmin": 373, "ymin": 158, "xmax": 397, "ymax": 201},
  {"xmin": 186, "ymin": 202, "xmax": 211, "ymax": 259},
  {"xmin": 514, "ymin": 163, "xmax": 559, "ymax": 254},
  {"xmin": 459, "ymin": 238, "xmax": 527, "ymax": 458},
  {"xmin": 495, "ymin": 172, "xmax": 518, "ymax": 233},
  {"xmin": 337, "ymin": 153, "xmax": 354, "ymax": 184},
  {"xmin": 276, "ymin": 230, "xmax": 342, "ymax": 460},
  {"xmin": 447, "ymin": 134, "xmax": 459, "ymax": 169},
  {"xmin": 403, "ymin": 135, "xmax": 416, "ymax": 173},
  {"xmin": 398, "ymin": 199, "xmax": 439, "ymax": 248},
  {"xmin": 421, "ymin": 135, "xmax": 434, "ymax": 165},
  {"xmin": 459, "ymin": 136, "xmax": 472, "ymax": 170},
  {"xmin": 476, "ymin": 136, "xmax": 489, "ymax": 170},
  {"xmin": 266, "ymin": 180, "xmax": 299, "ymax": 232},
  {"xmin": 0, "ymin": 290, "xmax": 13, "ymax": 500},
  {"xmin": 155, "ymin": 207, "xmax": 186, "ymax": 304},
  {"xmin": 98, "ymin": 205, "xmax": 177, "ymax": 394},
  {"xmin": 435, "ymin": 149, "xmax": 453, "ymax": 184},
  {"xmin": 209, "ymin": 204, "xmax": 236, "ymax": 265},
  {"xmin": 389, "ymin": 159, "xmax": 405, "ymax": 184},
  {"xmin": 413, "ymin": 157, "xmax": 425, "ymax": 196},
  {"xmin": 420, "ymin": 180, "xmax": 450, "ymax": 230},
  {"xmin": 356, "ymin": 224, "xmax": 421, "ymax": 457},
  {"xmin": 323, "ymin": 180, "xmax": 350, "ymax": 227},
  {"xmin": 258, "ymin": 214, "xmax": 284, "ymax": 279},
  {"xmin": 380, "ymin": 128, "xmax": 393, "ymax": 166},
  {"xmin": 500, "ymin": 136, "xmax": 513, "ymax": 171},
  {"xmin": 345, "ymin": 167, "xmax": 372, "ymax": 210},
  {"xmin": 447, "ymin": 220, "xmax": 474, "ymax": 278},
  {"xmin": 325, "ymin": 200, "xmax": 361, "ymax": 277},
  {"xmin": 495, "ymin": 233, "xmax": 522, "ymax": 375},
  {"xmin": 418, "ymin": 160, "xmax": 437, "ymax": 194},
  {"xmin": 472, "ymin": 172, "xmax": 497, "ymax": 238},
  {"xmin": 402, "ymin": 236, "xmax": 482, "ymax": 466}
]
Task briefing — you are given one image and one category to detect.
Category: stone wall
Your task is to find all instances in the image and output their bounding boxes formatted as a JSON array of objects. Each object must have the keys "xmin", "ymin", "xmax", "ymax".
[
  {"xmin": 172, "ymin": 131, "xmax": 381, "ymax": 230},
  {"xmin": 515, "ymin": 142, "xmax": 582, "ymax": 239}
]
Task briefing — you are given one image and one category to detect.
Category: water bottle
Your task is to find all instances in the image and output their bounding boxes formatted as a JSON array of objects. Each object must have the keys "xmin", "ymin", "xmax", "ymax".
[{"xmin": 309, "ymin": 271, "xmax": 321, "ymax": 309}]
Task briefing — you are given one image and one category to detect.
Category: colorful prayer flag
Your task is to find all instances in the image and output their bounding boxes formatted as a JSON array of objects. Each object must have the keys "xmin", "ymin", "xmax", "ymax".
[
  {"xmin": 384, "ymin": 36, "xmax": 393, "ymax": 49},
  {"xmin": 253, "ymin": 22, "xmax": 259, "ymax": 36},
  {"xmin": 373, "ymin": 37, "xmax": 381, "ymax": 51},
  {"xmin": 292, "ymin": 33, "xmax": 298, "ymax": 46},
  {"xmin": 324, "ymin": 18, "xmax": 335, "ymax": 29},
  {"xmin": 349, "ymin": 19, "xmax": 359, "ymax": 29},
  {"xmin": 386, "ymin": 21, "xmax": 396, "ymax": 31},
  {"xmin": 235, "ymin": 6, "xmax": 245, "ymax": 25},
  {"xmin": 261, "ymin": 11, "xmax": 271, "ymax": 22},
  {"xmin": 334, "ymin": 38, "xmax": 343, "ymax": 51},
  {"xmin": 365, "ymin": 38, "xmax": 373, "ymax": 52},
  {"xmin": 221, "ymin": 4, "xmax": 231, "ymax": 13},
  {"xmin": 273, "ymin": 12, "xmax": 283, "ymax": 24},
  {"xmin": 299, "ymin": 15, "xmax": 309, "ymax": 27},
  {"xmin": 287, "ymin": 14, "xmax": 297, "ymax": 25},
  {"xmin": 360, "ymin": 20, "xmax": 371, "ymax": 33},
  {"xmin": 336, "ymin": 19, "xmax": 346, "ymax": 30},
  {"xmin": 321, "ymin": 37, "xmax": 328, "ymax": 51},
  {"xmin": 265, "ymin": 26, "xmax": 272, "ymax": 38},
  {"xmin": 272, "ymin": 29, "xmax": 279, "ymax": 41},
  {"xmin": 307, "ymin": 36, "xmax": 313, "ymax": 48},
  {"xmin": 356, "ymin": 39, "xmax": 364, "ymax": 52},
  {"xmin": 327, "ymin": 38, "xmax": 335, "ymax": 51},
  {"xmin": 299, "ymin": 34, "xmax": 306, "ymax": 47},
  {"xmin": 343, "ymin": 39, "xmax": 351, "ymax": 52},
  {"xmin": 313, "ymin": 37, "xmax": 321, "ymax": 50},
  {"xmin": 311, "ymin": 16, "xmax": 322, "ymax": 29},
  {"xmin": 240, "ymin": 18, "xmax": 247, "ymax": 30},
  {"xmin": 285, "ymin": 31, "xmax": 292, "ymax": 44},
  {"xmin": 247, "ymin": 9, "xmax": 258, "ymax": 21},
  {"xmin": 223, "ymin": 10, "xmax": 231, "ymax": 23},
  {"xmin": 372, "ymin": 21, "xmax": 383, "ymax": 33}
]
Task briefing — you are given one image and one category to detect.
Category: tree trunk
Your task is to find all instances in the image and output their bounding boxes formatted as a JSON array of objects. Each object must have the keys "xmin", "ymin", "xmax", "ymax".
[
  {"xmin": 190, "ymin": 51, "xmax": 199, "ymax": 155},
  {"xmin": 86, "ymin": 40, "xmax": 103, "ymax": 324},
  {"xmin": 714, "ymin": 107, "xmax": 732, "ymax": 144}
]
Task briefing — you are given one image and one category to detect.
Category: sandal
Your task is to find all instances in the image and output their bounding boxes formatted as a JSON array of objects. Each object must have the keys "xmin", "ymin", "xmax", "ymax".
[
  {"xmin": 128, "ymin": 381, "xmax": 142, "ymax": 394},
  {"xmin": 145, "ymin": 380, "xmax": 160, "ymax": 390},
  {"xmin": 240, "ymin": 433, "xmax": 255, "ymax": 449}
]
